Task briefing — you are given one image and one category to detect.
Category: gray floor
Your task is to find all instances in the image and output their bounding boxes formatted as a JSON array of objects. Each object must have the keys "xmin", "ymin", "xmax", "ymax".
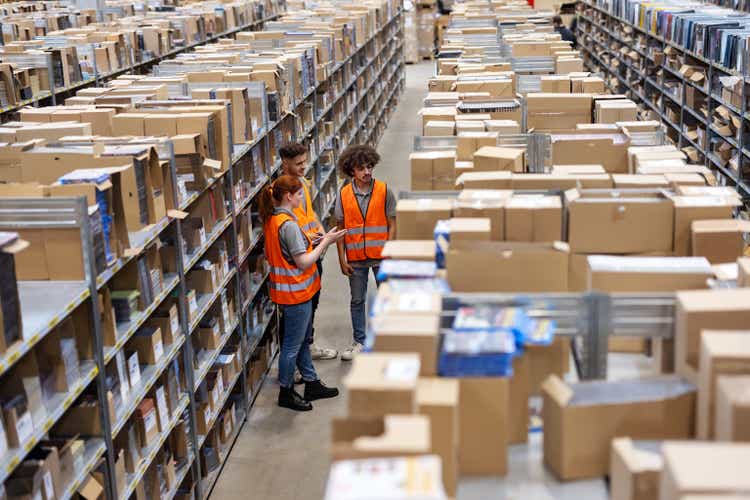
[{"xmin": 213, "ymin": 62, "xmax": 649, "ymax": 500}]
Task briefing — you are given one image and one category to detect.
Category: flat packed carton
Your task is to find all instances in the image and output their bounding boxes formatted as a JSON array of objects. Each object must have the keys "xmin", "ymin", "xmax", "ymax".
[
  {"xmin": 416, "ymin": 378, "xmax": 459, "ymax": 495},
  {"xmin": 691, "ymin": 219, "xmax": 750, "ymax": 264},
  {"xmin": 371, "ymin": 315, "xmax": 440, "ymax": 376},
  {"xmin": 715, "ymin": 375, "xmax": 750, "ymax": 442},
  {"xmin": 342, "ymin": 353, "xmax": 419, "ymax": 417},
  {"xmin": 595, "ymin": 100, "xmax": 638, "ymax": 123},
  {"xmin": 659, "ymin": 442, "xmax": 750, "ymax": 500},
  {"xmin": 459, "ymin": 377, "xmax": 508, "ymax": 476},
  {"xmin": 674, "ymin": 289, "xmax": 750, "ymax": 382},
  {"xmin": 446, "ymin": 240, "xmax": 569, "ymax": 292},
  {"xmin": 396, "ymin": 199, "xmax": 453, "ymax": 240},
  {"xmin": 472, "ymin": 146, "xmax": 524, "ymax": 172},
  {"xmin": 610, "ymin": 438, "xmax": 663, "ymax": 500},
  {"xmin": 542, "ymin": 375, "xmax": 696, "ymax": 480},
  {"xmin": 696, "ymin": 332, "xmax": 750, "ymax": 440},
  {"xmin": 330, "ymin": 415, "xmax": 431, "ymax": 461},
  {"xmin": 670, "ymin": 196, "xmax": 740, "ymax": 256},
  {"xmin": 454, "ymin": 190, "xmax": 510, "ymax": 240},
  {"xmin": 565, "ymin": 189, "xmax": 674, "ymax": 254},
  {"xmin": 505, "ymin": 195, "xmax": 562, "ymax": 242},
  {"xmin": 381, "ymin": 240, "xmax": 436, "ymax": 262},
  {"xmin": 551, "ymin": 133, "xmax": 630, "ymax": 173},
  {"xmin": 455, "ymin": 171, "xmax": 511, "ymax": 189},
  {"xmin": 586, "ymin": 256, "xmax": 712, "ymax": 292}
]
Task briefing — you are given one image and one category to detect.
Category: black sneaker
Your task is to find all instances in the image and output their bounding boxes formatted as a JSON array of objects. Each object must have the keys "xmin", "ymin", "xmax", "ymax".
[
  {"xmin": 304, "ymin": 379, "xmax": 340, "ymax": 401},
  {"xmin": 278, "ymin": 387, "xmax": 312, "ymax": 411}
]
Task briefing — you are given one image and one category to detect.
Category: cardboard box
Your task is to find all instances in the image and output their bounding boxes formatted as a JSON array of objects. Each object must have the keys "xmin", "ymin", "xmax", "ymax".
[
  {"xmin": 130, "ymin": 327, "xmax": 164, "ymax": 365},
  {"xmin": 540, "ymin": 75, "xmax": 571, "ymax": 93},
  {"xmin": 396, "ymin": 199, "xmax": 453, "ymax": 240},
  {"xmin": 456, "ymin": 132, "xmax": 498, "ymax": 161},
  {"xmin": 371, "ymin": 315, "xmax": 440, "ymax": 376},
  {"xmin": 459, "ymin": 377, "xmax": 508, "ymax": 476},
  {"xmin": 330, "ymin": 415, "xmax": 431, "ymax": 461},
  {"xmin": 410, "ymin": 151, "xmax": 456, "ymax": 191},
  {"xmin": 566, "ymin": 189, "xmax": 674, "ymax": 254},
  {"xmin": 455, "ymin": 171, "xmax": 512, "ymax": 189},
  {"xmin": 551, "ymin": 164, "xmax": 606, "ymax": 175},
  {"xmin": 675, "ymin": 289, "xmax": 750, "ymax": 382},
  {"xmin": 526, "ymin": 94, "xmax": 592, "ymax": 132},
  {"xmin": 424, "ymin": 120, "xmax": 456, "ymax": 136},
  {"xmin": 551, "ymin": 133, "xmax": 630, "ymax": 173},
  {"xmin": 505, "ymin": 195, "xmax": 562, "ymax": 242},
  {"xmin": 509, "ymin": 355, "xmax": 531, "ymax": 444},
  {"xmin": 715, "ymin": 375, "xmax": 750, "ymax": 442},
  {"xmin": 416, "ymin": 378, "xmax": 459, "ymax": 495},
  {"xmin": 528, "ymin": 337, "xmax": 570, "ymax": 395},
  {"xmin": 585, "ymin": 256, "xmax": 712, "ymax": 292},
  {"xmin": 381, "ymin": 240, "xmax": 436, "ymax": 262},
  {"xmin": 612, "ymin": 175, "xmax": 669, "ymax": 188},
  {"xmin": 510, "ymin": 173, "xmax": 613, "ymax": 190},
  {"xmin": 542, "ymin": 375, "xmax": 696, "ymax": 480},
  {"xmin": 473, "ymin": 146, "xmax": 524, "ymax": 172},
  {"xmin": 484, "ymin": 120, "xmax": 520, "ymax": 134},
  {"xmin": 454, "ymin": 189, "xmax": 510, "ymax": 240},
  {"xmin": 659, "ymin": 442, "xmax": 750, "ymax": 499},
  {"xmin": 596, "ymin": 100, "xmax": 638, "ymax": 123},
  {"xmin": 670, "ymin": 196, "xmax": 740, "ymax": 256},
  {"xmin": 739, "ymin": 257, "xmax": 750, "ymax": 287},
  {"xmin": 455, "ymin": 120, "xmax": 486, "ymax": 134},
  {"xmin": 446, "ymin": 240, "xmax": 569, "ymax": 292},
  {"xmin": 447, "ymin": 217, "xmax": 491, "ymax": 241},
  {"xmin": 610, "ymin": 438, "xmax": 663, "ymax": 500},
  {"xmin": 691, "ymin": 220, "xmax": 750, "ymax": 264},
  {"xmin": 697, "ymin": 332, "xmax": 750, "ymax": 440},
  {"xmin": 342, "ymin": 353, "xmax": 419, "ymax": 417}
]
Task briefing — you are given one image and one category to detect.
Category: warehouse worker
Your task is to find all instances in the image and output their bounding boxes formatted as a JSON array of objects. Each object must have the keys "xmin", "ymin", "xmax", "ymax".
[
  {"xmin": 335, "ymin": 145, "xmax": 397, "ymax": 361},
  {"xmin": 279, "ymin": 142, "xmax": 339, "ymax": 361},
  {"xmin": 260, "ymin": 175, "xmax": 346, "ymax": 411},
  {"xmin": 553, "ymin": 15, "xmax": 576, "ymax": 46}
]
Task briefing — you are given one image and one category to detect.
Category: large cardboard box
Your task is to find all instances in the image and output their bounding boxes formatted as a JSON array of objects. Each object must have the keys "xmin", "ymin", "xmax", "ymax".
[
  {"xmin": 509, "ymin": 355, "xmax": 531, "ymax": 444},
  {"xmin": 371, "ymin": 315, "xmax": 440, "ymax": 376},
  {"xmin": 454, "ymin": 190, "xmax": 510, "ymax": 240},
  {"xmin": 526, "ymin": 94, "xmax": 592, "ymax": 132},
  {"xmin": 540, "ymin": 75, "xmax": 571, "ymax": 93},
  {"xmin": 342, "ymin": 353, "xmax": 420, "ymax": 417},
  {"xmin": 551, "ymin": 133, "xmax": 630, "ymax": 173},
  {"xmin": 585, "ymin": 256, "xmax": 712, "ymax": 292},
  {"xmin": 596, "ymin": 100, "xmax": 638, "ymax": 123},
  {"xmin": 458, "ymin": 377, "xmax": 508, "ymax": 476},
  {"xmin": 396, "ymin": 199, "xmax": 453, "ymax": 240},
  {"xmin": 330, "ymin": 415, "xmax": 431, "ymax": 461},
  {"xmin": 485, "ymin": 120, "xmax": 520, "ymax": 134},
  {"xmin": 612, "ymin": 174, "xmax": 669, "ymax": 189},
  {"xmin": 381, "ymin": 240, "xmax": 436, "ymax": 262},
  {"xmin": 566, "ymin": 189, "xmax": 674, "ymax": 254},
  {"xmin": 691, "ymin": 219, "xmax": 750, "ymax": 264},
  {"xmin": 528, "ymin": 337, "xmax": 570, "ymax": 395},
  {"xmin": 410, "ymin": 151, "xmax": 457, "ymax": 191},
  {"xmin": 456, "ymin": 132, "xmax": 498, "ymax": 161},
  {"xmin": 424, "ymin": 120, "xmax": 456, "ymax": 137},
  {"xmin": 610, "ymin": 438, "xmax": 663, "ymax": 500},
  {"xmin": 472, "ymin": 146, "xmax": 524, "ymax": 173},
  {"xmin": 510, "ymin": 173, "xmax": 613, "ymax": 190},
  {"xmin": 447, "ymin": 217, "xmax": 491, "ymax": 241},
  {"xmin": 416, "ymin": 378, "xmax": 459, "ymax": 496},
  {"xmin": 542, "ymin": 375, "xmax": 696, "ymax": 480},
  {"xmin": 659, "ymin": 442, "xmax": 750, "ymax": 500},
  {"xmin": 446, "ymin": 240, "xmax": 569, "ymax": 292},
  {"xmin": 737, "ymin": 257, "xmax": 750, "ymax": 287},
  {"xmin": 670, "ymin": 196, "xmax": 740, "ymax": 256},
  {"xmin": 715, "ymin": 375, "xmax": 750, "ymax": 442},
  {"xmin": 455, "ymin": 171, "xmax": 512, "ymax": 189},
  {"xmin": 674, "ymin": 289, "xmax": 750, "ymax": 382},
  {"xmin": 505, "ymin": 195, "xmax": 562, "ymax": 242},
  {"xmin": 696, "ymin": 332, "xmax": 750, "ymax": 440}
]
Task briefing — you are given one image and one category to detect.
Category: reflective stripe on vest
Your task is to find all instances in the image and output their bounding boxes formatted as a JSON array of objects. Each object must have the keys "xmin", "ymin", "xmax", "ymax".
[
  {"xmin": 294, "ymin": 180, "xmax": 323, "ymax": 242},
  {"xmin": 264, "ymin": 213, "xmax": 320, "ymax": 305},
  {"xmin": 341, "ymin": 180, "xmax": 388, "ymax": 262}
]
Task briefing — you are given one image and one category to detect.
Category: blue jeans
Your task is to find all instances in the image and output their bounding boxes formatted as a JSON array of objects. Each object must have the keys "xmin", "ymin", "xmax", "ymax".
[
  {"xmin": 348, "ymin": 265, "xmax": 381, "ymax": 345},
  {"xmin": 279, "ymin": 300, "xmax": 317, "ymax": 388}
]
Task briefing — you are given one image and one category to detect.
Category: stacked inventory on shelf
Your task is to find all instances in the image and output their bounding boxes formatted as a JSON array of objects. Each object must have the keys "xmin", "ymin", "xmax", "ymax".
[
  {"xmin": 576, "ymin": 0, "xmax": 750, "ymax": 200},
  {"xmin": 0, "ymin": 0, "xmax": 405, "ymax": 498}
]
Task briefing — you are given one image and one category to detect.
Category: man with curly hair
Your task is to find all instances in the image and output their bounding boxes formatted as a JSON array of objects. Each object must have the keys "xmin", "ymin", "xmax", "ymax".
[{"xmin": 334, "ymin": 144, "xmax": 397, "ymax": 361}]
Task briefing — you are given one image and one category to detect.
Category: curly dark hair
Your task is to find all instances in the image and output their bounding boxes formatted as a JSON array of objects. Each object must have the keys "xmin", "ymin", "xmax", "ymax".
[
  {"xmin": 278, "ymin": 142, "xmax": 308, "ymax": 160},
  {"xmin": 338, "ymin": 144, "xmax": 381, "ymax": 177}
]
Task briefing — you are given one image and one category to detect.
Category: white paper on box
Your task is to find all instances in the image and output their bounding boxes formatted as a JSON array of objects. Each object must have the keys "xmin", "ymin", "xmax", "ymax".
[
  {"xmin": 587, "ymin": 255, "xmax": 713, "ymax": 274},
  {"xmin": 42, "ymin": 470, "xmax": 55, "ymax": 499},
  {"xmin": 508, "ymin": 195, "xmax": 558, "ymax": 208},
  {"xmin": 0, "ymin": 418, "xmax": 7, "ymax": 457},
  {"xmin": 153, "ymin": 340, "xmax": 164, "ymax": 361},
  {"xmin": 33, "ymin": 490, "xmax": 42, "ymax": 500},
  {"xmin": 188, "ymin": 294, "xmax": 198, "ymax": 316},
  {"xmin": 170, "ymin": 315, "xmax": 181, "ymax": 339},
  {"xmin": 128, "ymin": 353, "xmax": 141, "ymax": 387},
  {"xmin": 144, "ymin": 409, "xmax": 157, "ymax": 434},
  {"xmin": 416, "ymin": 199, "xmax": 433, "ymax": 209},
  {"xmin": 398, "ymin": 293, "xmax": 433, "ymax": 312},
  {"xmin": 204, "ymin": 406, "xmax": 211, "ymax": 425},
  {"xmin": 217, "ymin": 371, "xmax": 225, "ymax": 395},
  {"xmin": 16, "ymin": 411, "xmax": 34, "ymax": 444},
  {"xmin": 199, "ymin": 227, "xmax": 206, "ymax": 245},
  {"xmin": 156, "ymin": 386, "xmax": 170, "ymax": 424},
  {"xmin": 384, "ymin": 358, "xmax": 421, "ymax": 382},
  {"xmin": 116, "ymin": 350, "xmax": 130, "ymax": 400}
]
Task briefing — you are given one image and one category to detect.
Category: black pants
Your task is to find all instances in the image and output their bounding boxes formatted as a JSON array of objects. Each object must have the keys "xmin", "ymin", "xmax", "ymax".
[{"xmin": 279, "ymin": 259, "xmax": 322, "ymax": 345}]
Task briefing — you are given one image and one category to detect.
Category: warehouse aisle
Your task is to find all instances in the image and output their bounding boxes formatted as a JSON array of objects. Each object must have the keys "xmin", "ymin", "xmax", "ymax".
[{"xmin": 211, "ymin": 61, "xmax": 432, "ymax": 500}]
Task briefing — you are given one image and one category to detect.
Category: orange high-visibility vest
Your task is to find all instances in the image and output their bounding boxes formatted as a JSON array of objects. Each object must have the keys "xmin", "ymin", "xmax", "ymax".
[
  {"xmin": 341, "ymin": 180, "xmax": 388, "ymax": 261},
  {"xmin": 294, "ymin": 179, "xmax": 323, "ymax": 242},
  {"xmin": 264, "ymin": 212, "xmax": 321, "ymax": 305}
]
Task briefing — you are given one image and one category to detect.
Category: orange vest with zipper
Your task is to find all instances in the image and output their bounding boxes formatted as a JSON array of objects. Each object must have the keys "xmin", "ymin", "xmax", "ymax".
[
  {"xmin": 264, "ymin": 212, "xmax": 321, "ymax": 305},
  {"xmin": 341, "ymin": 180, "xmax": 388, "ymax": 262},
  {"xmin": 294, "ymin": 179, "xmax": 323, "ymax": 242}
]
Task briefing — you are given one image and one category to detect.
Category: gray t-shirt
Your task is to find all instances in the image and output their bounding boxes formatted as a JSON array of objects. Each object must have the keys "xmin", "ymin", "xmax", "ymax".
[
  {"xmin": 335, "ymin": 180, "xmax": 397, "ymax": 268},
  {"xmin": 273, "ymin": 207, "xmax": 307, "ymax": 265}
]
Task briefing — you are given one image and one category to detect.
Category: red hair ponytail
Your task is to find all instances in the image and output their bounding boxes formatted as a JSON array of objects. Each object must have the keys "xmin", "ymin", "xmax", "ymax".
[{"xmin": 258, "ymin": 174, "xmax": 303, "ymax": 223}]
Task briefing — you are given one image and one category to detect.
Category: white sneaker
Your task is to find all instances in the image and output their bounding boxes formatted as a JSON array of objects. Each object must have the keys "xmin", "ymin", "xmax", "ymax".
[
  {"xmin": 341, "ymin": 343, "xmax": 364, "ymax": 361},
  {"xmin": 310, "ymin": 343, "xmax": 339, "ymax": 360}
]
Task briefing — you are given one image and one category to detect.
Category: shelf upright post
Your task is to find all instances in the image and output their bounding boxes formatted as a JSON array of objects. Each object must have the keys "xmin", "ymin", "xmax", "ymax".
[
  {"xmin": 166, "ymin": 139, "xmax": 204, "ymax": 496},
  {"xmin": 739, "ymin": 64, "xmax": 747, "ymax": 196},
  {"xmin": 46, "ymin": 52, "xmax": 56, "ymax": 106},
  {"xmin": 581, "ymin": 292, "xmax": 610, "ymax": 380},
  {"xmin": 77, "ymin": 195, "xmax": 118, "ymax": 500},
  {"xmin": 707, "ymin": 58, "xmax": 716, "ymax": 177}
]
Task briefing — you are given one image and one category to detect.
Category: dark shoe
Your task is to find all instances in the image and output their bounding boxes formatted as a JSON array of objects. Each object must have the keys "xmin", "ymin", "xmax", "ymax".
[
  {"xmin": 304, "ymin": 379, "xmax": 339, "ymax": 401},
  {"xmin": 278, "ymin": 387, "xmax": 312, "ymax": 411}
]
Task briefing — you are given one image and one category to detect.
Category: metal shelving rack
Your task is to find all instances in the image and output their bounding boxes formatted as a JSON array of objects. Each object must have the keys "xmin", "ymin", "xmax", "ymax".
[
  {"xmin": 0, "ymin": 3, "xmax": 406, "ymax": 499},
  {"xmin": 576, "ymin": 0, "xmax": 750, "ymax": 202}
]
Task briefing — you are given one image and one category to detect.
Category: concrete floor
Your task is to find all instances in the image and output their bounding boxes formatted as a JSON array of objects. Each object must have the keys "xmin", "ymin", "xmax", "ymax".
[{"xmin": 213, "ymin": 62, "xmax": 648, "ymax": 500}]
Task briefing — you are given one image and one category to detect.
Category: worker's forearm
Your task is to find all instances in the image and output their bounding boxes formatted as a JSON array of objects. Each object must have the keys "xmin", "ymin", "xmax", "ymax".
[{"xmin": 387, "ymin": 217, "xmax": 397, "ymax": 240}]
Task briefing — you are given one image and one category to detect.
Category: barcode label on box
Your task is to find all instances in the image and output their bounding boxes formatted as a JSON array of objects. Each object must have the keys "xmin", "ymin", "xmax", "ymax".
[
  {"xmin": 156, "ymin": 386, "xmax": 170, "ymax": 426},
  {"xmin": 16, "ymin": 411, "xmax": 34, "ymax": 444},
  {"xmin": 144, "ymin": 410, "xmax": 157, "ymax": 434},
  {"xmin": 128, "ymin": 354, "xmax": 141, "ymax": 386},
  {"xmin": 170, "ymin": 315, "xmax": 181, "ymax": 338},
  {"xmin": 42, "ymin": 471, "xmax": 55, "ymax": 500},
  {"xmin": 384, "ymin": 358, "xmax": 420, "ymax": 382}
]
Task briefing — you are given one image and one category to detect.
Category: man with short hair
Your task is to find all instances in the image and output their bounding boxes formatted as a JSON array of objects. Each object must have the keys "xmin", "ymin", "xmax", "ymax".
[
  {"xmin": 279, "ymin": 142, "xmax": 339, "ymax": 360},
  {"xmin": 553, "ymin": 15, "xmax": 576, "ymax": 46}
]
